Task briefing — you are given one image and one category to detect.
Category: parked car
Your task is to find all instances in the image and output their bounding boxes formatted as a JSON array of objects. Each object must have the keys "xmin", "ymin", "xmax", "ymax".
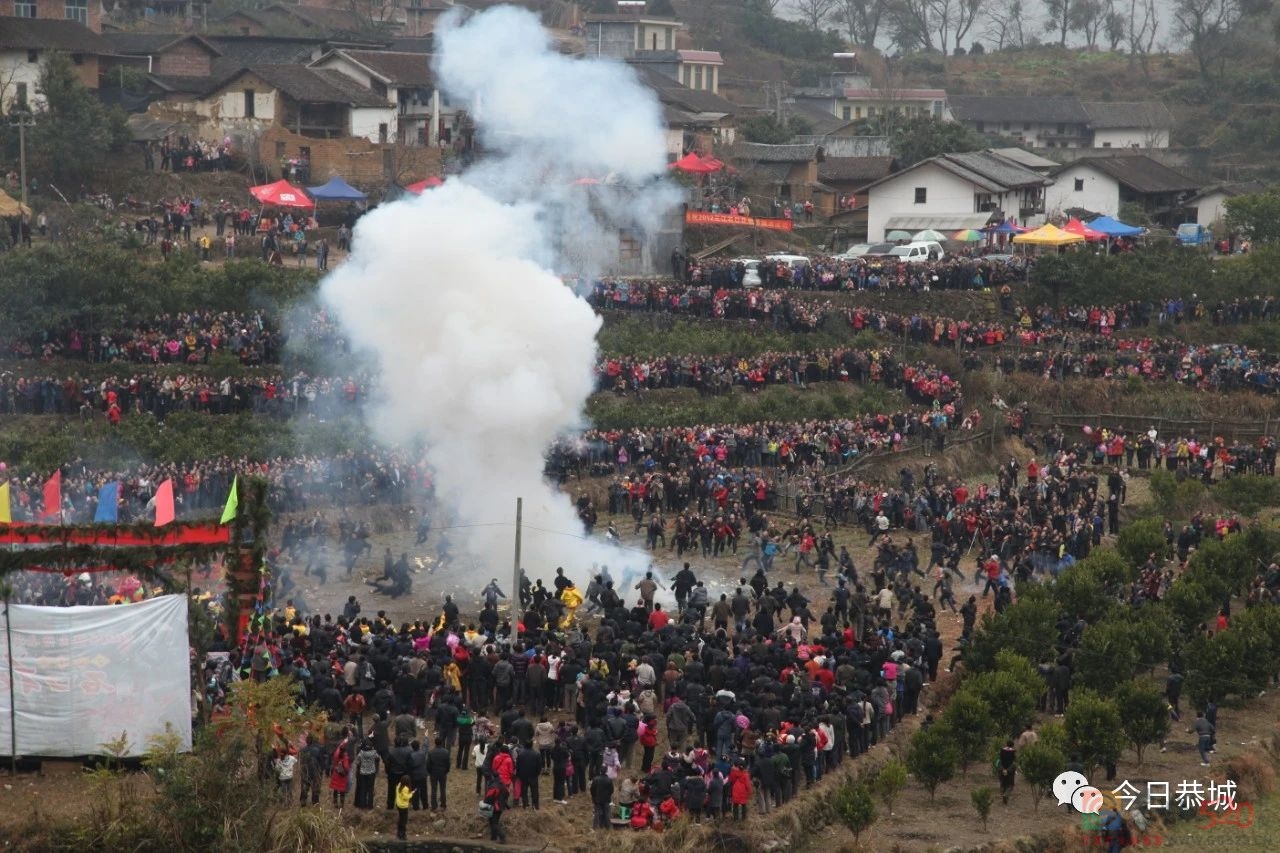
[
  {"xmin": 764, "ymin": 253, "xmax": 811, "ymax": 270},
  {"xmin": 1176, "ymin": 223, "xmax": 1211, "ymax": 246},
  {"xmin": 838, "ymin": 243, "xmax": 871, "ymax": 258},
  {"xmin": 887, "ymin": 241, "xmax": 945, "ymax": 263},
  {"xmin": 857, "ymin": 242, "xmax": 898, "ymax": 259},
  {"xmin": 731, "ymin": 258, "xmax": 762, "ymax": 287}
]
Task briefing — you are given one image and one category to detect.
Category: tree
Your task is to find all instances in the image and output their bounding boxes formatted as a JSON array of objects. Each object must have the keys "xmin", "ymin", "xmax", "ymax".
[
  {"xmin": 1227, "ymin": 190, "xmax": 1280, "ymax": 244},
  {"xmin": 1183, "ymin": 619, "xmax": 1273, "ymax": 704},
  {"xmin": 1115, "ymin": 518, "xmax": 1170, "ymax": 571},
  {"xmin": 30, "ymin": 52, "xmax": 129, "ymax": 186},
  {"xmin": 835, "ymin": 0, "xmax": 888, "ymax": 43},
  {"xmin": 1074, "ymin": 618, "xmax": 1142, "ymax": 694},
  {"xmin": 1212, "ymin": 475, "xmax": 1280, "ymax": 516},
  {"xmin": 1069, "ymin": 0, "xmax": 1108, "ymax": 46},
  {"xmin": 1173, "ymin": 0, "xmax": 1264, "ymax": 84},
  {"xmin": 795, "ymin": 0, "xmax": 840, "ymax": 30},
  {"xmin": 1114, "ymin": 680, "xmax": 1172, "ymax": 765},
  {"xmin": 971, "ymin": 786, "xmax": 995, "ymax": 829},
  {"xmin": 965, "ymin": 656, "xmax": 1044, "ymax": 738},
  {"xmin": 873, "ymin": 759, "xmax": 909, "ymax": 815},
  {"xmin": 949, "ymin": 0, "xmax": 989, "ymax": 52},
  {"xmin": 885, "ymin": 0, "xmax": 937, "ymax": 50},
  {"xmin": 740, "ymin": 114, "xmax": 814, "ymax": 144},
  {"xmin": 1104, "ymin": 6, "xmax": 1127, "ymax": 49},
  {"xmin": 1126, "ymin": 0, "xmax": 1161, "ymax": 76},
  {"xmin": 1043, "ymin": 0, "xmax": 1072, "ymax": 44},
  {"xmin": 985, "ymin": 0, "xmax": 1031, "ymax": 48},
  {"xmin": 1017, "ymin": 741, "xmax": 1066, "ymax": 810},
  {"xmin": 832, "ymin": 781, "xmax": 877, "ymax": 842},
  {"xmin": 1051, "ymin": 565, "xmax": 1116, "ymax": 624},
  {"xmin": 853, "ymin": 113, "xmax": 980, "ymax": 167},
  {"xmin": 907, "ymin": 724, "xmax": 960, "ymax": 799},
  {"xmin": 963, "ymin": 586, "xmax": 1059, "ymax": 673},
  {"xmin": 1064, "ymin": 689, "xmax": 1126, "ymax": 775},
  {"xmin": 942, "ymin": 690, "xmax": 997, "ymax": 773}
]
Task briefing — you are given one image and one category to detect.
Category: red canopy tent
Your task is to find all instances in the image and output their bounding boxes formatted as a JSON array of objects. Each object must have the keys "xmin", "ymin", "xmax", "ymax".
[
  {"xmin": 1064, "ymin": 217, "xmax": 1106, "ymax": 241},
  {"xmin": 249, "ymin": 179, "xmax": 313, "ymax": 209},
  {"xmin": 405, "ymin": 176, "xmax": 444, "ymax": 194},
  {"xmin": 669, "ymin": 152, "xmax": 721, "ymax": 174}
]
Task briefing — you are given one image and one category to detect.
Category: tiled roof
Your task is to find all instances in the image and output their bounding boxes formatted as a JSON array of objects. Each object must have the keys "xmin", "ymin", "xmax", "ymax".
[
  {"xmin": 819, "ymin": 156, "xmax": 895, "ymax": 183},
  {"xmin": 0, "ymin": 17, "xmax": 110, "ymax": 52},
  {"xmin": 949, "ymin": 95, "xmax": 1088, "ymax": 125},
  {"xmin": 215, "ymin": 65, "xmax": 391, "ymax": 108},
  {"xmin": 334, "ymin": 50, "xmax": 432, "ymax": 87},
  {"xmin": 1071, "ymin": 155, "xmax": 1199, "ymax": 194},
  {"xmin": 733, "ymin": 142, "xmax": 822, "ymax": 163},
  {"xmin": 1081, "ymin": 101, "xmax": 1174, "ymax": 130},
  {"xmin": 103, "ymin": 32, "xmax": 221, "ymax": 56}
]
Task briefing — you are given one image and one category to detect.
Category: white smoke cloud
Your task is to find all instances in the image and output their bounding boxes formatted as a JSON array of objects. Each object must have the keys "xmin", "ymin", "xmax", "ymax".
[{"xmin": 320, "ymin": 6, "xmax": 674, "ymax": 593}]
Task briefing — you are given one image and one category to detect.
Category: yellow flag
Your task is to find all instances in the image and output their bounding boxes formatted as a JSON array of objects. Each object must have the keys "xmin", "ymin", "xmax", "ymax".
[{"xmin": 0, "ymin": 481, "xmax": 10, "ymax": 524}]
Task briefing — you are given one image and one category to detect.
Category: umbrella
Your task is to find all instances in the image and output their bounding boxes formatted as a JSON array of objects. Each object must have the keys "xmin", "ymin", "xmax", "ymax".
[
  {"xmin": 1087, "ymin": 215, "xmax": 1145, "ymax": 237},
  {"xmin": 913, "ymin": 229, "xmax": 948, "ymax": 242},
  {"xmin": 249, "ymin": 179, "xmax": 313, "ymax": 209},
  {"xmin": 405, "ymin": 176, "xmax": 444, "ymax": 194},
  {"xmin": 886, "ymin": 230, "xmax": 912, "ymax": 241},
  {"xmin": 983, "ymin": 220, "xmax": 1029, "ymax": 234},
  {"xmin": 1013, "ymin": 223, "xmax": 1086, "ymax": 246},
  {"xmin": 952, "ymin": 229, "xmax": 985, "ymax": 242}
]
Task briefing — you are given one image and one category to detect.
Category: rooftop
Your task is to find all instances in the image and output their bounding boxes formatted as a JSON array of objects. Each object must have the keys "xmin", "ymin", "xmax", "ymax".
[
  {"xmin": 1081, "ymin": 100, "xmax": 1175, "ymax": 131},
  {"xmin": 214, "ymin": 64, "xmax": 393, "ymax": 108},
  {"xmin": 324, "ymin": 49, "xmax": 433, "ymax": 87},
  {"xmin": 733, "ymin": 142, "xmax": 824, "ymax": 163},
  {"xmin": 949, "ymin": 94, "xmax": 1089, "ymax": 125},
  {"xmin": 0, "ymin": 17, "xmax": 111, "ymax": 52},
  {"xmin": 818, "ymin": 156, "xmax": 896, "ymax": 184},
  {"xmin": 1069, "ymin": 155, "xmax": 1199, "ymax": 194}
]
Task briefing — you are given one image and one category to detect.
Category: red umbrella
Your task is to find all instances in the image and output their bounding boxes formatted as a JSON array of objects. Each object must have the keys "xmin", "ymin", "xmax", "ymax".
[
  {"xmin": 1064, "ymin": 217, "xmax": 1106, "ymax": 241},
  {"xmin": 668, "ymin": 152, "xmax": 721, "ymax": 174},
  {"xmin": 249, "ymin": 179, "xmax": 313, "ymax": 209},
  {"xmin": 405, "ymin": 176, "xmax": 444, "ymax": 194}
]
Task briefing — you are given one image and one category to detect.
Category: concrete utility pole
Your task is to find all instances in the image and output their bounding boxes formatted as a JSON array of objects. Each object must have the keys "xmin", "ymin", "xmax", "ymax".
[
  {"xmin": 9, "ymin": 110, "xmax": 34, "ymax": 226},
  {"xmin": 512, "ymin": 497, "xmax": 523, "ymax": 628}
]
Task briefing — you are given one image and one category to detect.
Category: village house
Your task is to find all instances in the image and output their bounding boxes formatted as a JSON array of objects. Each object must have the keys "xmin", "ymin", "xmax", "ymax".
[
  {"xmin": 635, "ymin": 66, "xmax": 737, "ymax": 158},
  {"xmin": 863, "ymin": 149, "xmax": 1051, "ymax": 241},
  {"xmin": 1045, "ymin": 154, "xmax": 1200, "ymax": 223},
  {"xmin": 792, "ymin": 53, "xmax": 950, "ymax": 125},
  {"xmin": 949, "ymin": 95, "xmax": 1174, "ymax": 150},
  {"xmin": 0, "ymin": 17, "xmax": 109, "ymax": 113},
  {"xmin": 730, "ymin": 142, "xmax": 828, "ymax": 210},
  {"xmin": 309, "ymin": 48, "xmax": 448, "ymax": 145},
  {"xmin": 818, "ymin": 155, "xmax": 896, "ymax": 221},
  {"xmin": 1184, "ymin": 181, "xmax": 1267, "ymax": 229},
  {"xmin": 583, "ymin": 7, "xmax": 680, "ymax": 57},
  {"xmin": 0, "ymin": 0, "xmax": 100, "ymax": 32}
]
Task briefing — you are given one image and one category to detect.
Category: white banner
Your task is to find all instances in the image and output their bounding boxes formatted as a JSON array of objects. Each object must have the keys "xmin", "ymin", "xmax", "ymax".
[{"xmin": 0, "ymin": 595, "xmax": 193, "ymax": 757}]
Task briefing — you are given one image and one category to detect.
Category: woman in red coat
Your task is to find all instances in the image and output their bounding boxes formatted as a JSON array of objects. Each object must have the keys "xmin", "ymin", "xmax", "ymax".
[
  {"xmin": 329, "ymin": 738, "xmax": 352, "ymax": 809},
  {"xmin": 728, "ymin": 760, "xmax": 753, "ymax": 820}
]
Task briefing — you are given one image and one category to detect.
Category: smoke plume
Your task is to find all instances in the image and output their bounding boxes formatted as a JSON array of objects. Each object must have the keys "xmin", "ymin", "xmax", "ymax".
[{"xmin": 320, "ymin": 6, "xmax": 675, "ymax": 590}]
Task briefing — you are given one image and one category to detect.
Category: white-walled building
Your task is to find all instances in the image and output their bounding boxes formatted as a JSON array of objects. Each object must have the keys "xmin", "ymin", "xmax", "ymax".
[
  {"xmin": 1045, "ymin": 155, "xmax": 1200, "ymax": 223},
  {"xmin": 949, "ymin": 95, "xmax": 1174, "ymax": 150},
  {"xmin": 191, "ymin": 65, "xmax": 396, "ymax": 143},
  {"xmin": 1044, "ymin": 161, "xmax": 1122, "ymax": 218},
  {"xmin": 310, "ymin": 49, "xmax": 445, "ymax": 145},
  {"xmin": 0, "ymin": 18, "xmax": 109, "ymax": 113},
  {"xmin": 1185, "ymin": 181, "xmax": 1267, "ymax": 228},
  {"xmin": 862, "ymin": 150, "xmax": 1051, "ymax": 241}
]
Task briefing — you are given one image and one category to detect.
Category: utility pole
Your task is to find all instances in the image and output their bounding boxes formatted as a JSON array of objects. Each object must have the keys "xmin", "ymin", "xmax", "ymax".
[
  {"xmin": 512, "ymin": 497, "xmax": 523, "ymax": 630},
  {"xmin": 9, "ymin": 110, "xmax": 33, "ymax": 229}
]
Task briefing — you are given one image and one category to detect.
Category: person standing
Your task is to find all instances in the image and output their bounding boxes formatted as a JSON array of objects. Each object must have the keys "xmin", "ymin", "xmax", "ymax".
[
  {"xmin": 996, "ymin": 739, "xmax": 1017, "ymax": 804},
  {"xmin": 1191, "ymin": 711, "xmax": 1215, "ymax": 766},
  {"xmin": 273, "ymin": 748, "xmax": 297, "ymax": 803},
  {"xmin": 590, "ymin": 768, "xmax": 614, "ymax": 832},
  {"xmin": 483, "ymin": 778, "xmax": 510, "ymax": 843},
  {"xmin": 354, "ymin": 739, "xmax": 380, "ymax": 809},
  {"xmin": 329, "ymin": 737, "xmax": 351, "ymax": 810},
  {"xmin": 395, "ymin": 775, "xmax": 414, "ymax": 840},
  {"xmin": 298, "ymin": 734, "xmax": 326, "ymax": 806},
  {"xmin": 427, "ymin": 735, "xmax": 451, "ymax": 810},
  {"xmin": 516, "ymin": 741, "xmax": 542, "ymax": 809}
]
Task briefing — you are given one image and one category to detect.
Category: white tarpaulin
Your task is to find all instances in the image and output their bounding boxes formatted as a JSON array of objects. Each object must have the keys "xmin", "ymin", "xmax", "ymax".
[{"xmin": 1, "ymin": 594, "xmax": 192, "ymax": 757}]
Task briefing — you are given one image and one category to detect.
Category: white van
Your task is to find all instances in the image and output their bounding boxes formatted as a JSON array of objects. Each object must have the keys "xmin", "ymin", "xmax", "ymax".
[
  {"xmin": 887, "ymin": 241, "xmax": 945, "ymax": 263},
  {"xmin": 764, "ymin": 253, "xmax": 811, "ymax": 270},
  {"xmin": 731, "ymin": 257, "xmax": 762, "ymax": 288}
]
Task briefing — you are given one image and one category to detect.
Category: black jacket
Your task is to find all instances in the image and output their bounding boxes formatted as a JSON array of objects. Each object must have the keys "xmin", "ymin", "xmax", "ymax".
[
  {"xmin": 426, "ymin": 746, "xmax": 451, "ymax": 777},
  {"xmin": 590, "ymin": 774, "xmax": 614, "ymax": 805}
]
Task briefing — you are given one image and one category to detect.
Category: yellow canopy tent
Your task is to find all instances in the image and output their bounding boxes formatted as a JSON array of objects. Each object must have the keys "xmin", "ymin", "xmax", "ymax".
[
  {"xmin": 1012, "ymin": 223, "xmax": 1085, "ymax": 246},
  {"xmin": 0, "ymin": 188, "xmax": 31, "ymax": 218}
]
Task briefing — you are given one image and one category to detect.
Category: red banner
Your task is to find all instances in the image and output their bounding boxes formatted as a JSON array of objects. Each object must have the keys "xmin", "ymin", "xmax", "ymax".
[
  {"xmin": 685, "ymin": 211, "xmax": 793, "ymax": 232},
  {"xmin": 0, "ymin": 523, "xmax": 232, "ymax": 546}
]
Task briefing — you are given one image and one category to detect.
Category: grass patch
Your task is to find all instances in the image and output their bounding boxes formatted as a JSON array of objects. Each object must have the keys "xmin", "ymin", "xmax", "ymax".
[{"xmin": 585, "ymin": 382, "xmax": 905, "ymax": 429}]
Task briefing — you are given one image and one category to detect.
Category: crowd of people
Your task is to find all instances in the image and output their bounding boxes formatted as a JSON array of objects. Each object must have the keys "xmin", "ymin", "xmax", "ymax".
[{"xmin": 679, "ymin": 253, "xmax": 1030, "ymax": 292}]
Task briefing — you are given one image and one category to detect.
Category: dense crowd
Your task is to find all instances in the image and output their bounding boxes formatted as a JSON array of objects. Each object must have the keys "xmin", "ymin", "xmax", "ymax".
[{"xmin": 681, "ymin": 254, "xmax": 1031, "ymax": 292}]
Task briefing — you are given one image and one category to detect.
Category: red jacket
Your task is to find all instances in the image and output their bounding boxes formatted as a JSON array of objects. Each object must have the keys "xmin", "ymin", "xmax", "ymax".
[
  {"xmin": 728, "ymin": 766, "xmax": 753, "ymax": 805},
  {"xmin": 492, "ymin": 750, "xmax": 514, "ymax": 785}
]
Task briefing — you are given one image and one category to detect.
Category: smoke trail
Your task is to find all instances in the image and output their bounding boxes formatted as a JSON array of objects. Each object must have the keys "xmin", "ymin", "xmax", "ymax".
[{"xmin": 320, "ymin": 6, "xmax": 674, "ymax": 590}]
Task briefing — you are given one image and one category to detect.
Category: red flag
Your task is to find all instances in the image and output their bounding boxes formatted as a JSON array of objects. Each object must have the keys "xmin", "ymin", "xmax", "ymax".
[
  {"xmin": 154, "ymin": 479, "xmax": 175, "ymax": 527},
  {"xmin": 41, "ymin": 470, "xmax": 61, "ymax": 520}
]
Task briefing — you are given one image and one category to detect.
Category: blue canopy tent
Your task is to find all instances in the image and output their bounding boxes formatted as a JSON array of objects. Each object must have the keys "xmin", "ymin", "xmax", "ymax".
[
  {"xmin": 1086, "ymin": 215, "xmax": 1144, "ymax": 237},
  {"xmin": 306, "ymin": 176, "xmax": 368, "ymax": 205}
]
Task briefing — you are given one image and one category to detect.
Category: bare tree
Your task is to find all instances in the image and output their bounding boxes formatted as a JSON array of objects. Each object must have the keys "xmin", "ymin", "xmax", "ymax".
[
  {"xmin": 929, "ymin": 0, "xmax": 956, "ymax": 49},
  {"xmin": 1042, "ymin": 0, "xmax": 1072, "ymax": 44},
  {"xmin": 949, "ymin": 0, "xmax": 988, "ymax": 51},
  {"xmin": 1173, "ymin": 0, "xmax": 1256, "ymax": 83},
  {"xmin": 835, "ymin": 0, "xmax": 889, "ymax": 43},
  {"xmin": 1104, "ymin": 3, "xmax": 1127, "ymax": 49},
  {"xmin": 984, "ymin": 0, "xmax": 1031, "ymax": 48},
  {"xmin": 1127, "ymin": 0, "xmax": 1161, "ymax": 75},
  {"xmin": 886, "ymin": 0, "xmax": 937, "ymax": 50},
  {"xmin": 1069, "ymin": 0, "xmax": 1107, "ymax": 46},
  {"xmin": 793, "ymin": 0, "xmax": 840, "ymax": 30}
]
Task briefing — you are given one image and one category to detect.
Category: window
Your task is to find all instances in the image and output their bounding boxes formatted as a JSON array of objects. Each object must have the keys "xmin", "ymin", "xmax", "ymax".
[
  {"xmin": 694, "ymin": 66, "xmax": 703, "ymax": 90},
  {"xmin": 71, "ymin": 53, "xmax": 83, "ymax": 66},
  {"xmin": 651, "ymin": 32, "xmax": 657, "ymax": 50},
  {"xmin": 382, "ymin": 148, "xmax": 393, "ymax": 178},
  {"xmin": 378, "ymin": 123, "xmax": 388, "ymax": 144},
  {"xmin": 867, "ymin": 106, "xmax": 876, "ymax": 116},
  {"xmin": 1074, "ymin": 178, "xmax": 1085, "ymax": 192},
  {"xmin": 1057, "ymin": 124, "xmax": 1066, "ymax": 134},
  {"xmin": 15, "ymin": 83, "xmax": 27, "ymax": 106},
  {"xmin": 371, "ymin": 80, "xmax": 388, "ymax": 98},
  {"xmin": 841, "ymin": 106, "xmax": 851, "ymax": 120},
  {"xmin": 854, "ymin": 107, "xmax": 862, "ymax": 118},
  {"xmin": 1102, "ymin": 142, "xmax": 1112, "ymax": 148},
  {"xmin": 275, "ymin": 141, "xmax": 285, "ymax": 159},
  {"xmin": 243, "ymin": 89, "xmax": 255, "ymax": 118},
  {"xmin": 933, "ymin": 101, "xmax": 942, "ymax": 118},
  {"xmin": 64, "ymin": 0, "xmax": 88, "ymax": 24},
  {"xmin": 619, "ymin": 231, "xmax": 642, "ymax": 261},
  {"xmin": 15, "ymin": 1, "xmax": 35, "ymax": 17},
  {"xmin": 914, "ymin": 187, "xmax": 927, "ymax": 204}
]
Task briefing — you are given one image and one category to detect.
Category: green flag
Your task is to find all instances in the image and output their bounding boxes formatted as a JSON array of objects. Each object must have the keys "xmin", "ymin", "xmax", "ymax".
[{"xmin": 220, "ymin": 476, "xmax": 239, "ymax": 525}]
